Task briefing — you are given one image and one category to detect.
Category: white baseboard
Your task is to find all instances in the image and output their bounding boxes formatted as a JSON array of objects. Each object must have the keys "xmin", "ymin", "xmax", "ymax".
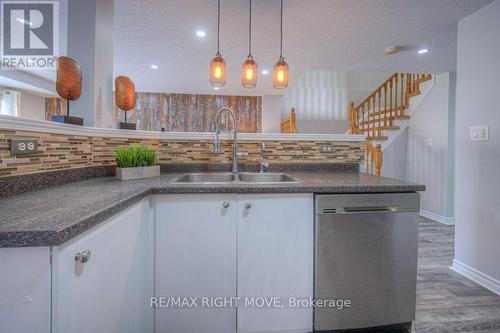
[
  {"xmin": 419, "ymin": 209, "xmax": 455, "ymax": 225},
  {"xmin": 451, "ymin": 259, "xmax": 500, "ymax": 296}
]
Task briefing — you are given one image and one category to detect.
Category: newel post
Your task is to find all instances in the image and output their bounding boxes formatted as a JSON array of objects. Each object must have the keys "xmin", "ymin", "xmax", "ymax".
[
  {"xmin": 373, "ymin": 144, "xmax": 383, "ymax": 176},
  {"xmin": 348, "ymin": 102, "xmax": 361, "ymax": 134},
  {"xmin": 365, "ymin": 139, "xmax": 372, "ymax": 174}
]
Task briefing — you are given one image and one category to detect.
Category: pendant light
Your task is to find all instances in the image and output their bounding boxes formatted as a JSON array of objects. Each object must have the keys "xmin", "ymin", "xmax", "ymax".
[
  {"xmin": 273, "ymin": 0, "xmax": 289, "ymax": 89},
  {"xmin": 241, "ymin": 0, "xmax": 257, "ymax": 88},
  {"xmin": 210, "ymin": 0, "xmax": 226, "ymax": 87}
]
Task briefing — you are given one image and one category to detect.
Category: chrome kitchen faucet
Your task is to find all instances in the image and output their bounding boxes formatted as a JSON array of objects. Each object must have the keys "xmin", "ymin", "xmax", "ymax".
[{"xmin": 213, "ymin": 107, "xmax": 248, "ymax": 179}]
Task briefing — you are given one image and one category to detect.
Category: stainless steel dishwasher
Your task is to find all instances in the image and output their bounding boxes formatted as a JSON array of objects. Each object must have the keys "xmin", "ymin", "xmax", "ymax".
[{"xmin": 314, "ymin": 193, "xmax": 420, "ymax": 332}]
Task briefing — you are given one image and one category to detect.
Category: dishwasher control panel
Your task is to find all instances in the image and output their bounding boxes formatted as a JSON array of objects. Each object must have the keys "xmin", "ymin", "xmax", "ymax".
[{"xmin": 315, "ymin": 193, "xmax": 420, "ymax": 214}]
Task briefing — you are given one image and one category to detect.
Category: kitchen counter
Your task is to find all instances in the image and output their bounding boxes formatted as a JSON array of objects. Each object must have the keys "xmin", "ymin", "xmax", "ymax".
[{"xmin": 0, "ymin": 172, "xmax": 425, "ymax": 247}]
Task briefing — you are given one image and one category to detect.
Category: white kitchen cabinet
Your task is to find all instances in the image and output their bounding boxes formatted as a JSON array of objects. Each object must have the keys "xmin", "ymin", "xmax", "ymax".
[
  {"xmin": 155, "ymin": 193, "xmax": 314, "ymax": 333},
  {"xmin": 2, "ymin": 193, "xmax": 314, "ymax": 333},
  {"xmin": 237, "ymin": 194, "xmax": 314, "ymax": 333},
  {"xmin": 0, "ymin": 247, "xmax": 51, "ymax": 333},
  {"xmin": 155, "ymin": 194, "xmax": 238, "ymax": 333},
  {"xmin": 52, "ymin": 198, "xmax": 154, "ymax": 333}
]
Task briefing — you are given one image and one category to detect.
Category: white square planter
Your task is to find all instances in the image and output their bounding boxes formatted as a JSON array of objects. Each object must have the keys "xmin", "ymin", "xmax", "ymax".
[{"xmin": 115, "ymin": 165, "xmax": 160, "ymax": 180}]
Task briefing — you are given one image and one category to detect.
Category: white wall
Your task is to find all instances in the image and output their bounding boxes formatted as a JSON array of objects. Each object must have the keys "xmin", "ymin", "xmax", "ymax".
[
  {"xmin": 406, "ymin": 72, "xmax": 455, "ymax": 219},
  {"xmin": 454, "ymin": 0, "xmax": 500, "ymax": 289},
  {"xmin": 346, "ymin": 71, "xmax": 392, "ymax": 105},
  {"xmin": 281, "ymin": 70, "xmax": 348, "ymax": 134},
  {"xmin": 381, "ymin": 128, "xmax": 408, "ymax": 180},
  {"xmin": 67, "ymin": 0, "xmax": 114, "ymax": 127},
  {"xmin": 280, "ymin": 70, "xmax": 391, "ymax": 134},
  {"xmin": 19, "ymin": 92, "xmax": 46, "ymax": 121},
  {"xmin": 376, "ymin": 72, "xmax": 455, "ymax": 223},
  {"xmin": 262, "ymin": 95, "xmax": 282, "ymax": 133}
]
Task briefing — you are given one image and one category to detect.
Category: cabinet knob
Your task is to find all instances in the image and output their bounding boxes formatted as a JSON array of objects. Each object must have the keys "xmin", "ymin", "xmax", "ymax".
[
  {"xmin": 223, "ymin": 201, "xmax": 230, "ymax": 208},
  {"xmin": 245, "ymin": 202, "xmax": 252, "ymax": 210},
  {"xmin": 75, "ymin": 250, "xmax": 91, "ymax": 263}
]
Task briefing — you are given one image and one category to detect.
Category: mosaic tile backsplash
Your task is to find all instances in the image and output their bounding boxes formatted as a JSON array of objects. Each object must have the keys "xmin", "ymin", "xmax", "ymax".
[{"xmin": 0, "ymin": 129, "xmax": 364, "ymax": 177}]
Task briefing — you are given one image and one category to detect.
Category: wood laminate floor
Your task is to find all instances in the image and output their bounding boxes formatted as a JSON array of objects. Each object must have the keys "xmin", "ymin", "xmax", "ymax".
[{"xmin": 414, "ymin": 218, "xmax": 500, "ymax": 333}]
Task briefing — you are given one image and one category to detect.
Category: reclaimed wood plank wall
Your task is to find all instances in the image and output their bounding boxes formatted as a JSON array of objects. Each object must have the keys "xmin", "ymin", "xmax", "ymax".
[
  {"xmin": 113, "ymin": 93, "xmax": 262, "ymax": 133},
  {"xmin": 45, "ymin": 98, "xmax": 67, "ymax": 119}
]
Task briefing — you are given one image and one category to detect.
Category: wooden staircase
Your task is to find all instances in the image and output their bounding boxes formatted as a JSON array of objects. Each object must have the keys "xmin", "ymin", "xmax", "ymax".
[{"xmin": 348, "ymin": 73, "xmax": 433, "ymax": 175}]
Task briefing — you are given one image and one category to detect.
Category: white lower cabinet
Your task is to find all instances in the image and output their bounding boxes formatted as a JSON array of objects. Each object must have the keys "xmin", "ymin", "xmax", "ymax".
[
  {"xmin": 237, "ymin": 194, "xmax": 314, "ymax": 333},
  {"xmin": 155, "ymin": 194, "xmax": 238, "ymax": 333},
  {"xmin": 155, "ymin": 194, "xmax": 314, "ymax": 333},
  {"xmin": 2, "ymin": 193, "xmax": 313, "ymax": 333},
  {"xmin": 52, "ymin": 198, "xmax": 154, "ymax": 333},
  {"xmin": 0, "ymin": 247, "xmax": 51, "ymax": 333}
]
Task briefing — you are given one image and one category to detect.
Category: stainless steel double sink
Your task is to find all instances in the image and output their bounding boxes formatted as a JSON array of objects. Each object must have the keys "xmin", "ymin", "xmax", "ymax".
[{"xmin": 169, "ymin": 172, "xmax": 300, "ymax": 184}]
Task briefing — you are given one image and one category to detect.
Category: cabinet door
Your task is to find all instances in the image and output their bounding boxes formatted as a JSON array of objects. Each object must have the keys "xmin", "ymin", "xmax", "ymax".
[
  {"xmin": 52, "ymin": 199, "xmax": 154, "ymax": 333},
  {"xmin": 237, "ymin": 194, "xmax": 314, "ymax": 333},
  {"xmin": 155, "ymin": 195, "xmax": 237, "ymax": 333},
  {"xmin": 0, "ymin": 247, "xmax": 51, "ymax": 333}
]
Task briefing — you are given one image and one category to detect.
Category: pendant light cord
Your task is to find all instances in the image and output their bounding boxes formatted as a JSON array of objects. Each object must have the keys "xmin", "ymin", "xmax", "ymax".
[
  {"xmin": 217, "ymin": 0, "xmax": 221, "ymax": 53},
  {"xmin": 280, "ymin": 0, "xmax": 283, "ymax": 57},
  {"xmin": 248, "ymin": 0, "xmax": 252, "ymax": 57}
]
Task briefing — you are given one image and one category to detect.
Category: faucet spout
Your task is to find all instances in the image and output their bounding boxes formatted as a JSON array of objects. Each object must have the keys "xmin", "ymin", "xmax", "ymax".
[{"xmin": 214, "ymin": 107, "xmax": 239, "ymax": 177}]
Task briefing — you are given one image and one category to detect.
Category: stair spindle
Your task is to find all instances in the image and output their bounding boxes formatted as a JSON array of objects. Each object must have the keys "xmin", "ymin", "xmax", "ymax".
[
  {"xmin": 395, "ymin": 74, "xmax": 399, "ymax": 117},
  {"xmin": 377, "ymin": 90, "xmax": 381, "ymax": 133},
  {"xmin": 383, "ymin": 84, "xmax": 387, "ymax": 128},
  {"xmin": 389, "ymin": 78, "xmax": 393, "ymax": 126},
  {"xmin": 372, "ymin": 96, "xmax": 376, "ymax": 138},
  {"xmin": 400, "ymin": 73, "xmax": 405, "ymax": 114},
  {"xmin": 406, "ymin": 73, "xmax": 411, "ymax": 95}
]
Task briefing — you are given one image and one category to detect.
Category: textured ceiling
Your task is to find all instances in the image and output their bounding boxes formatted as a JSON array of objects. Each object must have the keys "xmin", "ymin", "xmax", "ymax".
[{"xmin": 114, "ymin": 0, "xmax": 493, "ymax": 95}]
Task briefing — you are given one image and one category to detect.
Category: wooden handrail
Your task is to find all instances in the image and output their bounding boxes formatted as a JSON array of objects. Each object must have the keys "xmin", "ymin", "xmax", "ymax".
[
  {"xmin": 356, "ymin": 73, "xmax": 399, "ymax": 109},
  {"xmin": 349, "ymin": 72, "xmax": 432, "ymax": 175}
]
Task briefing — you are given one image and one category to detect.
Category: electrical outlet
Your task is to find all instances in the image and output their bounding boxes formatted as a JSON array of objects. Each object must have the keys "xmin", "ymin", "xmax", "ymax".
[
  {"xmin": 320, "ymin": 145, "xmax": 334, "ymax": 153},
  {"xmin": 10, "ymin": 138, "xmax": 38, "ymax": 155}
]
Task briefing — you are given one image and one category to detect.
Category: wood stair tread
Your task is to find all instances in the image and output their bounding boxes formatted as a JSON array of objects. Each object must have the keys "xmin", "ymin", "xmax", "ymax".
[
  {"xmin": 360, "ymin": 118, "xmax": 403, "ymax": 125},
  {"xmin": 363, "ymin": 107, "xmax": 407, "ymax": 118},
  {"xmin": 360, "ymin": 125, "xmax": 400, "ymax": 131},
  {"xmin": 361, "ymin": 115, "xmax": 409, "ymax": 122},
  {"xmin": 366, "ymin": 136, "xmax": 388, "ymax": 141},
  {"xmin": 375, "ymin": 125, "xmax": 399, "ymax": 130},
  {"xmin": 406, "ymin": 90, "xmax": 420, "ymax": 98},
  {"xmin": 415, "ymin": 76, "xmax": 432, "ymax": 84},
  {"xmin": 393, "ymin": 115, "xmax": 410, "ymax": 119}
]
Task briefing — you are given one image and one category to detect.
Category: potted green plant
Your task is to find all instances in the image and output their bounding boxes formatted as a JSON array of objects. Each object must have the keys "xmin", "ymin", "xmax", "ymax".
[{"xmin": 114, "ymin": 145, "xmax": 160, "ymax": 180}]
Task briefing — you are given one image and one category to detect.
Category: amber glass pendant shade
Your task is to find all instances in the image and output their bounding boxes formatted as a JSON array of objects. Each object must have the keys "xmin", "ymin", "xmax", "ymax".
[
  {"xmin": 210, "ymin": 0, "xmax": 226, "ymax": 87},
  {"xmin": 273, "ymin": 56, "xmax": 289, "ymax": 89},
  {"xmin": 241, "ymin": 57, "xmax": 257, "ymax": 88},
  {"xmin": 210, "ymin": 53, "xmax": 226, "ymax": 87}
]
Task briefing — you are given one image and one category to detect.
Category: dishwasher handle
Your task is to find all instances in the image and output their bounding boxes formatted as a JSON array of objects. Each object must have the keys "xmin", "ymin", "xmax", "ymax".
[
  {"xmin": 319, "ymin": 206, "xmax": 416, "ymax": 214},
  {"xmin": 343, "ymin": 206, "xmax": 397, "ymax": 213},
  {"xmin": 315, "ymin": 193, "xmax": 420, "ymax": 214}
]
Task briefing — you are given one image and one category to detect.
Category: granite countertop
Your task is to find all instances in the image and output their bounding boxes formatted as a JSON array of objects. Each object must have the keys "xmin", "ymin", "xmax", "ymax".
[{"xmin": 0, "ymin": 172, "xmax": 425, "ymax": 247}]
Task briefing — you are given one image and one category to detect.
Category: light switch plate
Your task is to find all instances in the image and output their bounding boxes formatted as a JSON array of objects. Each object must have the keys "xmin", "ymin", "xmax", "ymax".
[
  {"xmin": 470, "ymin": 126, "xmax": 489, "ymax": 142},
  {"xmin": 10, "ymin": 137, "xmax": 38, "ymax": 155}
]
